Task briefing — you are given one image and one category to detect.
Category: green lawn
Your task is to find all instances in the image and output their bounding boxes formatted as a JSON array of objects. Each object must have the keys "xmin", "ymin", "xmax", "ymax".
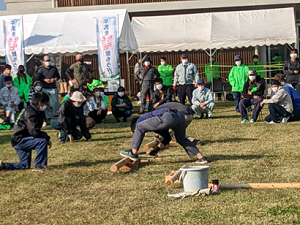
[{"xmin": 1, "ymin": 102, "xmax": 300, "ymax": 224}]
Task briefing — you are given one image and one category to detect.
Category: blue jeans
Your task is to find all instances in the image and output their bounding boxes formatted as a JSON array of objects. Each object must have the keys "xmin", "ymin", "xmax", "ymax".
[
  {"xmin": 234, "ymin": 92, "xmax": 241, "ymax": 112},
  {"xmin": 112, "ymin": 108, "xmax": 132, "ymax": 120},
  {"xmin": 51, "ymin": 118, "xmax": 83, "ymax": 142},
  {"xmin": 4, "ymin": 137, "xmax": 48, "ymax": 170}
]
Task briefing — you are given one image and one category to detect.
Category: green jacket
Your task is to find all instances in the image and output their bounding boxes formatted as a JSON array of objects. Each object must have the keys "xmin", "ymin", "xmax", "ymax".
[
  {"xmin": 205, "ymin": 62, "xmax": 220, "ymax": 82},
  {"xmin": 248, "ymin": 61, "xmax": 265, "ymax": 78},
  {"xmin": 158, "ymin": 64, "xmax": 174, "ymax": 86},
  {"xmin": 228, "ymin": 65, "xmax": 249, "ymax": 92},
  {"xmin": 104, "ymin": 95, "xmax": 109, "ymax": 107},
  {"xmin": 13, "ymin": 74, "xmax": 32, "ymax": 102}
]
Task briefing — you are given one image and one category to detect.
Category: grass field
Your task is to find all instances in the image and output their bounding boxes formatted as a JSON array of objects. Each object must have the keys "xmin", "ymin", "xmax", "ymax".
[{"xmin": 1, "ymin": 101, "xmax": 300, "ymax": 224}]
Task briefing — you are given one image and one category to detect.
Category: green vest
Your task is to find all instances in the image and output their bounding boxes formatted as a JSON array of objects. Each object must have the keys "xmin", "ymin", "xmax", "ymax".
[
  {"xmin": 205, "ymin": 62, "xmax": 220, "ymax": 82},
  {"xmin": 158, "ymin": 64, "xmax": 174, "ymax": 86}
]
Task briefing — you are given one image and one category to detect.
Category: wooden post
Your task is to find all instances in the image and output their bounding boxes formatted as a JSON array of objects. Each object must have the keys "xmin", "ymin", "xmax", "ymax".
[
  {"xmin": 111, "ymin": 158, "xmax": 131, "ymax": 172},
  {"xmin": 166, "ymin": 165, "xmax": 186, "ymax": 186},
  {"xmin": 219, "ymin": 183, "xmax": 300, "ymax": 189},
  {"xmin": 143, "ymin": 140, "xmax": 159, "ymax": 151}
]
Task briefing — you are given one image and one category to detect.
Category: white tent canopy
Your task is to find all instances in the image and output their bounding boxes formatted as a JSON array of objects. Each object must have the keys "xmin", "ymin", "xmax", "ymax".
[
  {"xmin": 0, "ymin": 9, "xmax": 138, "ymax": 56},
  {"xmin": 132, "ymin": 7, "xmax": 296, "ymax": 52}
]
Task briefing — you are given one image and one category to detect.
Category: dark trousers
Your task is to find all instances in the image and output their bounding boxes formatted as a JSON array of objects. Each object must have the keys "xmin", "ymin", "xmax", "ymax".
[
  {"xmin": 88, "ymin": 109, "xmax": 107, "ymax": 123},
  {"xmin": 112, "ymin": 108, "xmax": 132, "ymax": 120},
  {"xmin": 4, "ymin": 137, "xmax": 48, "ymax": 170},
  {"xmin": 140, "ymin": 82, "xmax": 154, "ymax": 113},
  {"xmin": 289, "ymin": 109, "xmax": 300, "ymax": 122},
  {"xmin": 265, "ymin": 104, "xmax": 291, "ymax": 123},
  {"xmin": 291, "ymin": 83, "xmax": 300, "ymax": 93},
  {"xmin": 234, "ymin": 92, "xmax": 241, "ymax": 112},
  {"xmin": 178, "ymin": 84, "xmax": 194, "ymax": 105},
  {"xmin": 239, "ymin": 98, "xmax": 263, "ymax": 121},
  {"xmin": 51, "ymin": 118, "xmax": 83, "ymax": 142},
  {"xmin": 131, "ymin": 111, "xmax": 200, "ymax": 158}
]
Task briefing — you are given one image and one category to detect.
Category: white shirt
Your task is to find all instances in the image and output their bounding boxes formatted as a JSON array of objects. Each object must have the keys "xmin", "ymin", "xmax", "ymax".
[{"xmin": 0, "ymin": 86, "xmax": 20, "ymax": 106}]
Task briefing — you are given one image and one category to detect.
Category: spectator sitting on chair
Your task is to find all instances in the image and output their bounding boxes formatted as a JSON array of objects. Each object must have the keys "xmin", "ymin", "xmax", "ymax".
[
  {"xmin": 191, "ymin": 79, "xmax": 215, "ymax": 119},
  {"xmin": 50, "ymin": 91, "xmax": 92, "ymax": 143},
  {"xmin": 0, "ymin": 92, "xmax": 51, "ymax": 172},
  {"xmin": 151, "ymin": 78, "xmax": 172, "ymax": 110},
  {"xmin": 260, "ymin": 80, "xmax": 293, "ymax": 124},
  {"xmin": 0, "ymin": 76, "xmax": 20, "ymax": 126},
  {"xmin": 239, "ymin": 69, "xmax": 265, "ymax": 123},
  {"xmin": 111, "ymin": 86, "xmax": 133, "ymax": 122},
  {"xmin": 273, "ymin": 73, "xmax": 300, "ymax": 121},
  {"xmin": 88, "ymin": 87, "xmax": 108, "ymax": 124}
]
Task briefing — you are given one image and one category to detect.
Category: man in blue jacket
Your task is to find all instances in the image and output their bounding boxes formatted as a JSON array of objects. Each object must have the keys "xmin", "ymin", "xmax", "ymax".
[{"xmin": 119, "ymin": 108, "xmax": 208, "ymax": 164}]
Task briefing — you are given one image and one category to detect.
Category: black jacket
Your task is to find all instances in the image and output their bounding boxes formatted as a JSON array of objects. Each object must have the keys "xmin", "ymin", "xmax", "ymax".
[
  {"xmin": 283, "ymin": 59, "xmax": 300, "ymax": 84},
  {"xmin": 58, "ymin": 100, "xmax": 91, "ymax": 140},
  {"xmin": 111, "ymin": 94, "xmax": 133, "ymax": 110},
  {"xmin": 242, "ymin": 76, "xmax": 265, "ymax": 99},
  {"xmin": 151, "ymin": 86, "xmax": 172, "ymax": 106},
  {"xmin": 11, "ymin": 105, "xmax": 50, "ymax": 147},
  {"xmin": 135, "ymin": 66, "xmax": 160, "ymax": 82}
]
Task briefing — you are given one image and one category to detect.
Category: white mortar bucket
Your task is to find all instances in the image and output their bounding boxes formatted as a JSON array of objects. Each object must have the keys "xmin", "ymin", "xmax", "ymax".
[{"xmin": 179, "ymin": 166, "xmax": 209, "ymax": 192}]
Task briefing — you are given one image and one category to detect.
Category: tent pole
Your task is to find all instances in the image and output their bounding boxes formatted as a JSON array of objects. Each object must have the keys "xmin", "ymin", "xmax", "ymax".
[
  {"xmin": 210, "ymin": 49, "xmax": 213, "ymax": 98},
  {"xmin": 126, "ymin": 51, "xmax": 131, "ymax": 96}
]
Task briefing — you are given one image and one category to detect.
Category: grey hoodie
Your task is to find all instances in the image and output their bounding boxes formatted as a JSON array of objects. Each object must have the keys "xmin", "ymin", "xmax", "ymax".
[{"xmin": 263, "ymin": 86, "xmax": 293, "ymax": 113}]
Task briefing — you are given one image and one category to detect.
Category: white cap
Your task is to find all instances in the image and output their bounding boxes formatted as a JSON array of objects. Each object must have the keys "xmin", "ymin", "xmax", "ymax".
[{"xmin": 70, "ymin": 91, "xmax": 84, "ymax": 102}]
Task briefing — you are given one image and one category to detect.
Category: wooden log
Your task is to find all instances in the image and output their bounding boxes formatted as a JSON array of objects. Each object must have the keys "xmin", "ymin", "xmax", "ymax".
[
  {"xmin": 166, "ymin": 165, "xmax": 186, "ymax": 186},
  {"xmin": 219, "ymin": 183, "xmax": 300, "ymax": 189},
  {"xmin": 143, "ymin": 140, "xmax": 159, "ymax": 151},
  {"xmin": 110, "ymin": 158, "xmax": 131, "ymax": 172},
  {"xmin": 122, "ymin": 159, "xmax": 141, "ymax": 170}
]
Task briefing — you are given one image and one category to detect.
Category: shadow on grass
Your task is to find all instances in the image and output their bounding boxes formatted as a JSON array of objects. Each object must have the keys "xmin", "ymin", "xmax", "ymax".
[
  {"xmin": 0, "ymin": 134, "xmax": 13, "ymax": 145},
  {"xmin": 208, "ymin": 154, "xmax": 270, "ymax": 162},
  {"xmin": 202, "ymin": 138, "xmax": 258, "ymax": 145},
  {"xmin": 213, "ymin": 114, "xmax": 241, "ymax": 119},
  {"xmin": 50, "ymin": 159, "xmax": 117, "ymax": 168}
]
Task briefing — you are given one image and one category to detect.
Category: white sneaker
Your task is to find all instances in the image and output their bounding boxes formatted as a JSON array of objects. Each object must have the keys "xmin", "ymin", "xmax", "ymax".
[
  {"xmin": 269, "ymin": 121, "xmax": 277, "ymax": 124},
  {"xmin": 42, "ymin": 122, "xmax": 47, "ymax": 127},
  {"xmin": 281, "ymin": 116, "xmax": 290, "ymax": 123}
]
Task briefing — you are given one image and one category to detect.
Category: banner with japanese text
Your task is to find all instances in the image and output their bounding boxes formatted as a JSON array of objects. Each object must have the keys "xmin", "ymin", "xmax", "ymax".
[
  {"xmin": 96, "ymin": 16, "xmax": 120, "ymax": 81},
  {"xmin": 3, "ymin": 18, "xmax": 24, "ymax": 76}
]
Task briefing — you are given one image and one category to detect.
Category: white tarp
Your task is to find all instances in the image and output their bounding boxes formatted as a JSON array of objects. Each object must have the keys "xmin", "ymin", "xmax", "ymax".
[
  {"xmin": 132, "ymin": 7, "xmax": 296, "ymax": 52},
  {"xmin": 0, "ymin": 9, "xmax": 138, "ymax": 56}
]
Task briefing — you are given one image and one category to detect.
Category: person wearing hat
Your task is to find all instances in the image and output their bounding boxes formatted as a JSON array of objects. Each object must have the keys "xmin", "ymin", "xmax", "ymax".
[
  {"xmin": 239, "ymin": 69, "xmax": 265, "ymax": 123},
  {"xmin": 135, "ymin": 56, "xmax": 160, "ymax": 114},
  {"xmin": 38, "ymin": 55, "xmax": 60, "ymax": 119},
  {"xmin": 228, "ymin": 55, "xmax": 249, "ymax": 112},
  {"xmin": 173, "ymin": 54, "xmax": 199, "ymax": 105},
  {"xmin": 191, "ymin": 79, "xmax": 215, "ymax": 119},
  {"xmin": 261, "ymin": 80, "xmax": 293, "ymax": 124},
  {"xmin": 0, "ymin": 75, "xmax": 20, "ymax": 126},
  {"xmin": 120, "ymin": 108, "xmax": 208, "ymax": 164},
  {"xmin": 248, "ymin": 55, "xmax": 265, "ymax": 78},
  {"xmin": 0, "ymin": 92, "xmax": 51, "ymax": 172},
  {"xmin": 50, "ymin": 91, "xmax": 91, "ymax": 143},
  {"xmin": 150, "ymin": 78, "xmax": 172, "ymax": 110}
]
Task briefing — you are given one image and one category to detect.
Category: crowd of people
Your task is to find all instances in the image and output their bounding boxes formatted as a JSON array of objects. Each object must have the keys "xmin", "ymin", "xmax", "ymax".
[{"xmin": 0, "ymin": 49, "xmax": 300, "ymax": 171}]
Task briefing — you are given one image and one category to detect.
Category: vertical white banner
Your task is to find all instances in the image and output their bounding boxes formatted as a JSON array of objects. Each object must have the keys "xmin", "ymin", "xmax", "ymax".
[
  {"xmin": 96, "ymin": 16, "xmax": 120, "ymax": 81},
  {"xmin": 3, "ymin": 18, "xmax": 24, "ymax": 76}
]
